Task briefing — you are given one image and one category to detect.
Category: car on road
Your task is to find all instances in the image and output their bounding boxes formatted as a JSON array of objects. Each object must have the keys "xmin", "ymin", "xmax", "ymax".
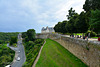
[
  {"xmin": 5, "ymin": 65, "xmax": 11, "ymax": 67},
  {"xmin": 17, "ymin": 57, "xmax": 20, "ymax": 61},
  {"xmin": 18, "ymin": 51, "xmax": 20, "ymax": 53}
]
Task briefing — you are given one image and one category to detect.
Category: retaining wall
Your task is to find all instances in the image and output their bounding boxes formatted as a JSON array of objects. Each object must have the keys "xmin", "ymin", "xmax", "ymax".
[{"xmin": 36, "ymin": 33, "xmax": 100, "ymax": 67}]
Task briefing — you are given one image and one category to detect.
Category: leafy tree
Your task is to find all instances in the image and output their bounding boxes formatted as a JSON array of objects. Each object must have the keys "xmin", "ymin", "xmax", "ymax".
[
  {"xmin": 67, "ymin": 7, "xmax": 76, "ymax": 20},
  {"xmin": 75, "ymin": 11, "xmax": 89, "ymax": 33},
  {"xmin": 54, "ymin": 21, "xmax": 67, "ymax": 34},
  {"xmin": 22, "ymin": 32, "xmax": 27, "ymax": 38},
  {"xmin": 10, "ymin": 36, "xmax": 17, "ymax": 45},
  {"xmin": 24, "ymin": 36, "xmax": 29, "ymax": 42},
  {"xmin": 54, "ymin": 22, "xmax": 62, "ymax": 33},
  {"xmin": 27, "ymin": 29, "xmax": 36, "ymax": 41},
  {"xmin": 0, "ymin": 32, "xmax": 19, "ymax": 43},
  {"xmin": 83, "ymin": 0, "xmax": 100, "ymax": 30},
  {"xmin": 83, "ymin": 0, "xmax": 100, "ymax": 12},
  {"xmin": 61, "ymin": 21, "xmax": 67, "ymax": 33},
  {"xmin": 65, "ymin": 8, "xmax": 77, "ymax": 33},
  {"xmin": 89, "ymin": 9, "xmax": 100, "ymax": 33}
]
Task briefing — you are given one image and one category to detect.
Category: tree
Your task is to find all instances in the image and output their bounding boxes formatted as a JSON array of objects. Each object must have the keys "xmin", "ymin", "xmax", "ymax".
[
  {"xmin": 83, "ymin": 0, "xmax": 100, "ymax": 28},
  {"xmin": 22, "ymin": 32, "xmax": 27, "ymax": 38},
  {"xmin": 83, "ymin": 0, "xmax": 100, "ymax": 13},
  {"xmin": 61, "ymin": 21, "xmax": 67, "ymax": 33},
  {"xmin": 54, "ymin": 22, "xmax": 62, "ymax": 33},
  {"xmin": 10, "ymin": 36, "xmax": 17, "ymax": 45},
  {"xmin": 67, "ymin": 7, "xmax": 77, "ymax": 20},
  {"xmin": 74, "ymin": 11, "xmax": 89, "ymax": 33},
  {"xmin": 54, "ymin": 21, "xmax": 68, "ymax": 34},
  {"xmin": 65, "ymin": 8, "xmax": 77, "ymax": 33},
  {"xmin": 89, "ymin": 9, "xmax": 100, "ymax": 33},
  {"xmin": 27, "ymin": 29, "xmax": 36, "ymax": 41}
]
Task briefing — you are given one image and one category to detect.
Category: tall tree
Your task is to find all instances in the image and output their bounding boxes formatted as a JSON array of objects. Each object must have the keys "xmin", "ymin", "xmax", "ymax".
[
  {"xmin": 27, "ymin": 29, "xmax": 36, "ymax": 41},
  {"xmin": 83, "ymin": 0, "xmax": 100, "ymax": 12},
  {"xmin": 89, "ymin": 9, "xmax": 100, "ymax": 33},
  {"xmin": 65, "ymin": 8, "xmax": 77, "ymax": 33},
  {"xmin": 54, "ymin": 21, "xmax": 68, "ymax": 34},
  {"xmin": 54, "ymin": 22, "xmax": 62, "ymax": 33},
  {"xmin": 67, "ymin": 7, "xmax": 76, "ymax": 20},
  {"xmin": 22, "ymin": 32, "xmax": 27, "ymax": 38},
  {"xmin": 75, "ymin": 11, "xmax": 89, "ymax": 33},
  {"xmin": 61, "ymin": 21, "xmax": 67, "ymax": 33}
]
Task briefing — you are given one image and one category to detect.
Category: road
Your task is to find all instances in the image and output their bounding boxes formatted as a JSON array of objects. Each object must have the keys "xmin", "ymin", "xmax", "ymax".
[{"xmin": 7, "ymin": 34, "xmax": 26, "ymax": 67}]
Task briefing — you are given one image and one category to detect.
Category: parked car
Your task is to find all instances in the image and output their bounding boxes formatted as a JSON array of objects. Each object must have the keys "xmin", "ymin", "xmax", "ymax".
[
  {"xmin": 18, "ymin": 51, "xmax": 20, "ymax": 53},
  {"xmin": 17, "ymin": 57, "xmax": 20, "ymax": 61},
  {"xmin": 5, "ymin": 65, "xmax": 11, "ymax": 67}
]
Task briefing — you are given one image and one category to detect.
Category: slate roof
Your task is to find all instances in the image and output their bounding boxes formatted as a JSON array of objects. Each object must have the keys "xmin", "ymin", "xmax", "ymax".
[{"xmin": 41, "ymin": 27, "xmax": 54, "ymax": 31}]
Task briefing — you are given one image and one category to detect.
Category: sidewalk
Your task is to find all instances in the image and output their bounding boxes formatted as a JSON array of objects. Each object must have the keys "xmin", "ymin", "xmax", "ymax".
[{"xmin": 61, "ymin": 35, "xmax": 100, "ymax": 42}]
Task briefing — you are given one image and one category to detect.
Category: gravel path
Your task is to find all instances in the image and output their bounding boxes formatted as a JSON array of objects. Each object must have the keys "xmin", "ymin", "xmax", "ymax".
[{"xmin": 32, "ymin": 40, "xmax": 46, "ymax": 67}]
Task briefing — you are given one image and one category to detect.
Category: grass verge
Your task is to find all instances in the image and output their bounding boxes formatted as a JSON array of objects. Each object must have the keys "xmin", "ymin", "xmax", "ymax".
[
  {"xmin": 91, "ymin": 37, "xmax": 98, "ymax": 39},
  {"xmin": 36, "ymin": 38, "xmax": 88, "ymax": 67}
]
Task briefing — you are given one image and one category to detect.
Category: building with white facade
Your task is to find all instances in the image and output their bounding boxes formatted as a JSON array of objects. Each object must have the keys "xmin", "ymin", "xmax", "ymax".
[{"xmin": 41, "ymin": 26, "xmax": 55, "ymax": 33}]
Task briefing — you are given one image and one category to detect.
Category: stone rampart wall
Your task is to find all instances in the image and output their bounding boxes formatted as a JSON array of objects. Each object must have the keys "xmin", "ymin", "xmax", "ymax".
[{"xmin": 36, "ymin": 33, "xmax": 100, "ymax": 67}]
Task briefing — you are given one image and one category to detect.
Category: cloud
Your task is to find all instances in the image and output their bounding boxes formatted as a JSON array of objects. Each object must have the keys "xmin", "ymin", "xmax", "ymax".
[{"xmin": 0, "ymin": 0, "xmax": 85, "ymax": 33}]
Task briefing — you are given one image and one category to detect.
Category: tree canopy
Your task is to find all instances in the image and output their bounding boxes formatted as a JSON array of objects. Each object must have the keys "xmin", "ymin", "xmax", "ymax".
[
  {"xmin": 83, "ymin": 0, "xmax": 100, "ymax": 12},
  {"xmin": 10, "ymin": 36, "xmax": 17, "ymax": 45},
  {"xmin": 54, "ymin": 0, "xmax": 99, "ymax": 35},
  {"xmin": 89, "ymin": 9, "xmax": 100, "ymax": 33},
  {"xmin": 22, "ymin": 29, "xmax": 36, "ymax": 41},
  {"xmin": 27, "ymin": 29, "xmax": 36, "ymax": 41},
  {"xmin": 54, "ymin": 7, "xmax": 89, "ymax": 34}
]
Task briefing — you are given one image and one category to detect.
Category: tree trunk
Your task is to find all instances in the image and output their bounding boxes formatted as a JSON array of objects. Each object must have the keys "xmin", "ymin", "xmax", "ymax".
[
  {"xmin": 82, "ymin": 33, "xmax": 84, "ymax": 38},
  {"xmin": 75, "ymin": 33, "xmax": 77, "ymax": 38}
]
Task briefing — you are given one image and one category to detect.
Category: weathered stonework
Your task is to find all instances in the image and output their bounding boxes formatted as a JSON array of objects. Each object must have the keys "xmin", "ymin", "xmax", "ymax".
[{"xmin": 36, "ymin": 33, "xmax": 100, "ymax": 67}]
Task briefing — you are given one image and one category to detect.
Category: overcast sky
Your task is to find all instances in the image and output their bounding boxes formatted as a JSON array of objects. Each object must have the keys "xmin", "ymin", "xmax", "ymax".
[{"xmin": 0, "ymin": 0, "xmax": 85, "ymax": 33}]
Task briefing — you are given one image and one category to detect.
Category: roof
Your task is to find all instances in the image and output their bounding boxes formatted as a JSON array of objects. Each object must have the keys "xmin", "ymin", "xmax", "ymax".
[{"xmin": 41, "ymin": 27, "xmax": 54, "ymax": 31}]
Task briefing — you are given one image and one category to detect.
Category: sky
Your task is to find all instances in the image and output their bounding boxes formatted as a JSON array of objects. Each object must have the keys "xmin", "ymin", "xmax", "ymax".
[{"xmin": 0, "ymin": 0, "xmax": 85, "ymax": 33}]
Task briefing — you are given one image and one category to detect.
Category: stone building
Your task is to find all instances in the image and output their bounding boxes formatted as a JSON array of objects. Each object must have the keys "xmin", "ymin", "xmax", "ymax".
[{"xmin": 41, "ymin": 26, "xmax": 55, "ymax": 33}]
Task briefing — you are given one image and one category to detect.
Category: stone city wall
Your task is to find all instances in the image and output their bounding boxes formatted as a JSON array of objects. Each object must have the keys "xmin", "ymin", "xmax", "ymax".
[{"xmin": 36, "ymin": 33, "xmax": 100, "ymax": 67}]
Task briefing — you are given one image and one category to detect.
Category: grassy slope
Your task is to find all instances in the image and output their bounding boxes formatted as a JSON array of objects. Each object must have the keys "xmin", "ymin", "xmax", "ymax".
[{"xmin": 36, "ymin": 39, "xmax": 88, "ymax": 67}]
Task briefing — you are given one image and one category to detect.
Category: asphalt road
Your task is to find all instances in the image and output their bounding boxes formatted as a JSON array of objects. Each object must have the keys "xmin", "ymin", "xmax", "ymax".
[{"xmin": 8, "ymin": 34, "xmax": 26, "ymax": 67}]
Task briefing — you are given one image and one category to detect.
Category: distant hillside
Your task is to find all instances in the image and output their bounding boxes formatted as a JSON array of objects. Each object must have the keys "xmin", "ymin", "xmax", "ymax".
[{"xmin": 0, "ymin": 32, "xmax": 19, "ymax": 43}]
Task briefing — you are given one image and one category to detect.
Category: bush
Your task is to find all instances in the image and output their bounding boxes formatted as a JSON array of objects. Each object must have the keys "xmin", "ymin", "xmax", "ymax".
[
  {"xmin": 0, "ymin": 44, "xmax": 15, "ymax": 66},
  {"xmin": 23, "ymin": 39, "xmax": 44, "ymax": 67}
]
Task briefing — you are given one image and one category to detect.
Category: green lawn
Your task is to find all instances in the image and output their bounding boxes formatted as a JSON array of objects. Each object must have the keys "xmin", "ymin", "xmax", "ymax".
[
  {"xmin": 36, "ymin": 39, "xmax": 88, "ymax": 67},
  {"xmin": 73, "ymin": 33, "xmax": 83, "ymax": 36},
  {"xmin": 91, "ymin": 37, "xmax": 98, "ymax": 39}
]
